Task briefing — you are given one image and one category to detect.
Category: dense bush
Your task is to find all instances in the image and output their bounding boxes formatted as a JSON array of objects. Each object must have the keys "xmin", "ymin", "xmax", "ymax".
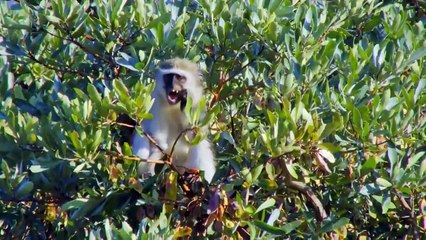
[{"xmin": 1, "ymin": 0, "xmax": 426, "ymax": 238}]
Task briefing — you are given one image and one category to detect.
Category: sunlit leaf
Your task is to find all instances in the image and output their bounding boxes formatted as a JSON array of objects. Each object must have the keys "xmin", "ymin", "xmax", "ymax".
[
  {"xmin": 254, "ymin": 220, "xmax": 287, "ymax": 235},
  {"xmin": 255, "ymin": 198, "xmax": 276, "ymax": 214}
]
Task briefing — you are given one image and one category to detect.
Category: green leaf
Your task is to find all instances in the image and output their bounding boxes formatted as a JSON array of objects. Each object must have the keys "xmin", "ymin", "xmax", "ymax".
[
  {"xmin": 352, "ymin": 106, "xmax": 362, "ymax": 135},
  {"xmin": 198, "ymin": 0, "xmax": 211, "ymax": 13},
  {"xmin": 146, "ymin": 12, "xmax": 171, "ymax": 28},
  {"xmin": 193, "ymin": 97, "xmax": 207, "ymax": 125},
  {"xmin": 122, "ymin": 142, "xmax": 133, "ymax": 156},
  {"xmin": 104, "ymin": 219, "xmax": 113, "ymax": 240},
  {"xmin": 113, "ymin": 80, "xmax": 129, "ymax": 99},
  {"xmin": 302, "ymin": 7, "xmax": 312, "ymax": 38},
  {"xmin": 255, "ymin": 198, "xmax": 276, "ymax": 214},
  {"xmin": 71, "ymin": 19, "xmax": 87, "ymax": 38},
  {"xmin": 384, "ymin": 97, "xmax": 399, "ymax": 111},
  {"xmin": 321, "ymin": 40, "xmax": 337, "ymax": 63},
  {"xmin": 115, "ymin": 52, "xmax": 140, "ymax": 72},
  {"xmin": 331, "ymin": 217, "xmax": 350, "ymax": 230},
  {"xmin": 253, "ymin": 220, "xmax": 287, "ymax": 235},
  {"xmin": 164, "ymin": 172, "xmax": 178, "ymax": 212},
  {"xmin": 414, "ymin": 79, "xmax": 426, "ymax": 103},
  {"xmin": 46, "ymin": 15, "xmax": 62, "ymax": 24},
  {"xmin": 407, "ymin": 151, "xmax": 425, "ymax": 170},
  {"xmin": 286, "ymin": 163, "xmax": 298, "ymax": 179},
  {"xmin": 360, "ymin": 183, "xmax": 385, "ymax": 196},
  {"xmin": 113, "ymin": 79, "xmax": 131, "ymax": 110},
  {"xmin": 70, "ymin": 198, "xmax": 102, "ymax": 220},
  {"xmin": 258, "ymin": 179, "xmax": 279, "ymax": 190},
  {"xmin": 364, "ymin": 15, "xmax": 382, "ymax": 32},
  {"xmin": 213, "ymin": 0, "xmax": 225, "ymax": 16},
  {"xmin": 382, "ymin": 194, "xmax": 395, "ymax": 214},
  {"xmin": 87, "ymin": 84, "xmax": 102, "ymax": 106},
  {"xmin": 265, "ymin": 163, "xmax": 275, "ymax": 180},
  {"xmin": 74, "ymin": 163, "xmax": 86, "ymax": 173},
  {"xmin": 281, "ymin": 220, "xmax": 302, "ymax": 234},
  {"xmin": 318, "ymin": 148, "xmax": 335, "ymax": 163},
  {"xmin": 111, "ymin": 0, "xmax": 127, "ymax": 22},
  {"xmin": 320, "ymin": 217, "xmax": 350, "ymax": 232},
  {"xmin": 251, "ymin": 164, "xmax": 263, "ymax": 182},
  {"xmin": 29, "ymin": 164, "xmax": 51, "ymax": 173},
  {"xmin": 15, "ymin": 181, "xmax": 34, "ymax": 198},
  {"xmin": 241, "ymin": 167, "xmax": 252, "ymax": 184},
  {"xmin": 361, "ymin": 157, "xmax": 378, "ymax": 175},
  {"xmin": 376, "ymin": 178, "xmax": 392, "ymax": 188},
  {"xmin": 150, "ymin": 23, "xmax": 164, "ymax": 46},
  {"xmin": 62, "ymin": 198, "xmax": 89, "ymax": 211},
  {"xmin": 420, "ymin": 159, "xmax": 426, "ymax": 176},
  {"xmin": 401, "ymin": 47, "xmax": 426, "ymax": 70},
  {"xmin": 1, "ymin": 160, "xmax": 10, "ymax": 177},
  {"xmin": 387, "ymin": 144, "xmax": 398, "ymax": 172},
  {"xmin": 69, "ymin": 131, "xmax": 82, "ymax": 150}
]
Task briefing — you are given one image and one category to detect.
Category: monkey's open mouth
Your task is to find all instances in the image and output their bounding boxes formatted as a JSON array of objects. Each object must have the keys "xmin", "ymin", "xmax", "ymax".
[{"xmin": 167, "ymin": 89, "xmax": 187, "ymax": 105}]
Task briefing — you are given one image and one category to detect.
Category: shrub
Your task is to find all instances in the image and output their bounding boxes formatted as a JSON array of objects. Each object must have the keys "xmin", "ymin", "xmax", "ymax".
[{"xmin": 1, "ymin": 0, "xmax": 425, "ymax": 238}]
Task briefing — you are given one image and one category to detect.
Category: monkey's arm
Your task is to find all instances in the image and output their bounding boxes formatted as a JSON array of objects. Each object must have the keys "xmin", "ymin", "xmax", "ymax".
[
  {"xmin": 131, "ymin": 132, "xmax": 157, "ymax": 175},
  {"xmin": 186, "ymin": 139, "xmax": 216, "ymax": 182}
]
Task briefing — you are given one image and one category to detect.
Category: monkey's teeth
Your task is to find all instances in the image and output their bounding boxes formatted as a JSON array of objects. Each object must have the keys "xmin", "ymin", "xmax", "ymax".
[{"xmin": 168, "ymin": 90, "xmax": 179, "ymax": 104}]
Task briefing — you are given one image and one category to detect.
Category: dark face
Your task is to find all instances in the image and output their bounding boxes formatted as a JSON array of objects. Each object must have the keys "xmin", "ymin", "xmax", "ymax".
[{"xmin": 163, "ymin": 73, "xmax": 188, "ymax": 110}]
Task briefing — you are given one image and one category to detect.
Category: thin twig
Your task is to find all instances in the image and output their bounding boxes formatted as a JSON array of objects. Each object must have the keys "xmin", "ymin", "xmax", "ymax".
[
  {"xmin": 113, "ymin": 121, "xmax": 168, "ymax": 156},
  {"xmin": 142, "ymin": 131, "xmax": 168, "ymax": 156},
  {"xmin": 217, "ymin": 81, "xmax": 265, "ymax": 102},
  {"xmin": 27, "ymin": 52, "xmax": 87, "ymax": 77},
  {"xmin": 208, "ymin": 45, "xmax": 265, "ymax": 107},
  {"xmin": 112, "ymin": 121, "xmax": 182, "ymax": 172},
  {"xmin": 225, "ymin": 49, "xmax": 264, "ymax": 85},
  {"xmin": 43, "ymin": 28, "xmax": 110, "ymax": 64},
  {"xmin": 68, "ymin": 36, "xmax": 110, "ymax": 63},
  {"xmin": 395, "ymin": 190, "xmax": 412, "ymax": 211},
  {"xmin": 411, "ymin": 193, "xmax": 420, "ymax": 240},
  {"xmin": 113, "ymin": 121, "xmax": 134, "ymax": 128},
  {"xmin": 121, "ymin": 156, "xmax": 167, "ymax": 164},
  {"xmin": 169, "ymin": 128, "xmax": 194, "ymax": 162},
  {"xmin": 276, "ymin": 155, "xmax": 328, "ymax": 221}
]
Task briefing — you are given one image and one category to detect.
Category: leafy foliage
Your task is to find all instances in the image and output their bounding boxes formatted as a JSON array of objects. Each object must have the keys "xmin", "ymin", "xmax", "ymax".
[{"xmin": 1, "ymin": 0, "xmax": 426, "ymax": 238}]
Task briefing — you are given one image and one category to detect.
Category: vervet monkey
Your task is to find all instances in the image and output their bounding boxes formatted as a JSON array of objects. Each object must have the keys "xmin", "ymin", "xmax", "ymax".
[{"xmin": 131, "ymin": 58, "xmax": 216, "ymax": 182}]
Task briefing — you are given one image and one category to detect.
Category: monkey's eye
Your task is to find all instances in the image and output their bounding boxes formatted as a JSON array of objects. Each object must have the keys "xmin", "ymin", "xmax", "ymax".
[
  {"xmin": 175, "ymin": 74, "xmax": 186, "ymax": 82},
  {"xmin": 163, "ymin": 73, "xmax": 174, "ymax": 84}
]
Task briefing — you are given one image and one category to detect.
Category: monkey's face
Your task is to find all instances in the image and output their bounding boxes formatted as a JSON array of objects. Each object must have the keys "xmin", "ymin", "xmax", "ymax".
[
  {"xmin": 154, "ymin": 58, "xmax": 204, "ymax": 110},
  {"xmin": 162, "ymin": 73, "xmax": 188, "ymax": 109}
]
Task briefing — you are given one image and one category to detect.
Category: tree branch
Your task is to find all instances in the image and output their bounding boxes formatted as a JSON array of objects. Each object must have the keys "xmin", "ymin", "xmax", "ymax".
[
  {"xmin": 276, "ymin": 155, "xmax": 328, "ymax": 221},
  {"xmin": 27, "ymin": 52, "xmax": 88, "ymax": 77}
]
